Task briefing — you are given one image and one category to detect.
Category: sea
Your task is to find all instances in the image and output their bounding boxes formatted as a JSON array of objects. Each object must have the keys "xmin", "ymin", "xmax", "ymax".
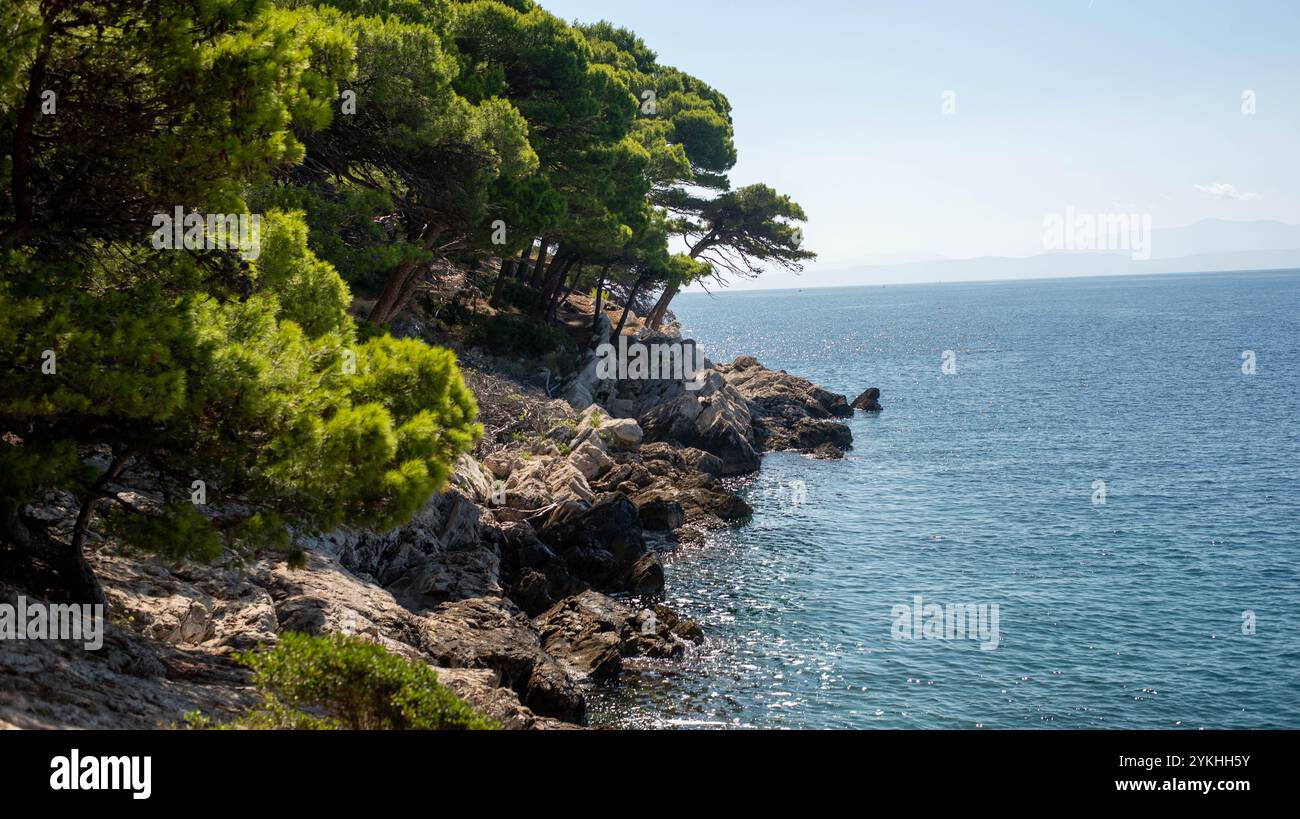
[{"xmin": 588, "ymin": 269, "xmax": 1300, "ymax": 729}]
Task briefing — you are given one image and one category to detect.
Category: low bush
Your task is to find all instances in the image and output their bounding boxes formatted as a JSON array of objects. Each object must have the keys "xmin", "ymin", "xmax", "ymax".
[
  {"xmin": 467, "ymin": 313, "xmax": 573, "ymax": 361},
  {"xmin": 190, "ymin": 632, "xmax": 497, "ymax": 730}
]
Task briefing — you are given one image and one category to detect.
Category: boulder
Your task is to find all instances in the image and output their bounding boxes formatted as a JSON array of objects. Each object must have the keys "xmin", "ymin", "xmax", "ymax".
[
  {"xmin": 680, "ymin": 447, "xmax": 725, "ymax": 477},
  {"xmin": 634, "ymin": 491, "xmax": 686, "ymax": 531},
  {"xmin": 451, "ymin": 454, "xmax": 494, "ymax": 503},
  {"xmin": 628, "ymin": 552, "xmax": 665, "ymax": 598},
  {"xmin": 533, "ymin": 590, "xmax": 697, "ymax": 683},
  {"xmin": 638, "ymin": 387, "xmax": 759, "ymax": 475},
  {"xmin": 568, "ymin": 440, "xmax": 613, "ymax": 481},
  {"xmin": 420, "ymin": 596, "xmax": 585, "ymax": 724},
  {"xmin": 652, "ymin": 603, "xmax": 706, "ymax": 644},
  {"xmin": 788, "ymin": 417, "xmax": 854, "ymax": 451},
  {"xmin": 691, "ymin": 389, "xmax": 761, "ymax": 474},
  {"xmin": 536, "ymin": 493, "xmax": 661, "ymax": 596},
  {"xmin": 599, "ymin": 418, "xmax": 643, "ymax": 451},
  {"xmin": 638, "ymin": 393, "xmax": 702, "ymax": 445},
  {"xmin": 851, "ymin": 387, "xmax": 882, "ymax": 412}
]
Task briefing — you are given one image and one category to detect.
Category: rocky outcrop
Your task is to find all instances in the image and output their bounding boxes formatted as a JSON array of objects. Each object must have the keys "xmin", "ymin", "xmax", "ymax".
[
  {"xmin": 717, "ymin": 355, "xmax": 852, "ymax": 418},
  {"xmin": 536, "ymin": 493, "xmax": 661, "ymax": 596},
  {"xmin": 852, "ymin": 387, "xmax": 883, "ymax": 412},
  {"xmin": 533, "ymin": 590, "xmax": 702, "ymax": 683},
  {"xmin": 420, "ymin": 596, "xmax": 585, "ymax": 723},
  {"xmin": 597, "ymin": 339, "xmax": 853, "ymax": 471},
  {"xmin": 1, "ymin": 331, "xmax": 850, "ymax": 732},
  {"xmin": 0, "ymin": 582, "xmax": 254, "ymax": 730},
  {"xmin": 714, "ymin": 355, "xmax": 854, "ymax": 458},
  {"xmin": 634, "ymin": 373, "xmax": 760, "ymax": 475}
]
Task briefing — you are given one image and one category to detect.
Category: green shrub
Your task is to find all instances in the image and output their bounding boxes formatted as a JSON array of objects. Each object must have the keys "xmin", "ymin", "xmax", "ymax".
[
  {"xmin": 224, "ymin": 632, "xmax": 497, "ymax": 730},
  {"xmin": 467, "ymin": 313, "xmax": 573, "ymax": 360},
  {"xmin": 496, "ymin": 279, "xmax": 544, "ymax": 313}
]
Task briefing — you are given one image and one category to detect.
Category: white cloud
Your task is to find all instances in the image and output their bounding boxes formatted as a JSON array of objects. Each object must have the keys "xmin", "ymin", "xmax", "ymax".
[{"xmin": 1193, "ymin": 183, "xmax": 1260, "ymax": 201}]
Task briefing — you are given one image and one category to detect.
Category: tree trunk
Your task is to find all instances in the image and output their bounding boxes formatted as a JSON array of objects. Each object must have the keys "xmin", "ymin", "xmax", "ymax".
[
  {"xmin": 591, "ymin": 264, "xmax": 609, "ymax": 332},
  {"xmin": 646, "ymin": 283, "xmax": 678, "ymax": 329},
  {"xmin": 392, "ymin": 261, "xmax": 431, "ymax": 316},
  {"xmin": 535, "ymin": 250, "xmax": 566, "ymax": 309},
  {"xmin": 641, "ymin": 231, "xmax": 716, "ymax": 330},
  {"xmin": 7, "ymin": 25, "xmax": 55, "ymax": 244},
  {"xmin": 564, "ymin": 258, "xmax": 586, "ymax": 297},
  {"xmin": 490, "ymin": 258, "xmax": 515, "ymax": 307},
  {"xmin": 367, "ymin": 259, "xmax": 418, "ymax": 324},
  {"xmin": 613, "ymin": 275, "xmax": 646, "ymax": 338},
  {"xmin": 2, "ymin": 451, "xmax": 133, "ymax": 606},
  {"xmin": 546, "ymin": 256, "xmax": 581, "ymax": 321},
  {"xmin": 515, "ymin": 242, "xmax": 535, "ymax": 281},
  {"xmin": 528, "ymin": 239, "xmax": 554, "ymax": 288},
  {"xmin": 367, "ymin": 227, "xmax": 443, "ymax": 324},
  {"xmin": 539, "ymin": 252, "xmax": 575, "ymax": 317},
  {"xmin": 60, "ymin": 451, "xmax": 133, "ymax": 606}
]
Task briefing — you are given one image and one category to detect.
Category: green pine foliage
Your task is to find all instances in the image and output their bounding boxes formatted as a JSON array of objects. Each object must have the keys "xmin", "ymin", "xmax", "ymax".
[
  {"xmin": 189, "ymin": 632, "xmax": 497, "ymax": 730},
  {"xmin": 1, "ymin": 0, "xmax": 810, "ymax": 604},
  {"xmin": 1, "ymin": 0, "xmax": 481, "ymax": 602}
]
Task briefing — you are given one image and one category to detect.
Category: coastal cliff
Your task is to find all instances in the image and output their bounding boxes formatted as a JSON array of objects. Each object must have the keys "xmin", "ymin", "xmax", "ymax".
[{"xmin": 0, "ymin": 302, "xmax": 856, "ymax": 730}]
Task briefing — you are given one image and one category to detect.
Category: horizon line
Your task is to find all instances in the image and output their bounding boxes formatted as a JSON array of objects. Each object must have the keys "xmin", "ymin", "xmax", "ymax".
[{"xmin": 680, "ymin": 264, "xmax": 1300, "ymax": 297}]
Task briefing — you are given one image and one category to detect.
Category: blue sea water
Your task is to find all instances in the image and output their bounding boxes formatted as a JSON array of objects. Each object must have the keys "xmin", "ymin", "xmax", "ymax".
[{"xmin": 588, "ymin": 269, "xmax": 1300, "ymax": 729}]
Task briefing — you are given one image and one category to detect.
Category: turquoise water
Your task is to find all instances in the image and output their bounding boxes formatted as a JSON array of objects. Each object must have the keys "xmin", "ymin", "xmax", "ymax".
[{"xmin": 589, "ymin": 270, "xmax": 1300, "ymax": 729}]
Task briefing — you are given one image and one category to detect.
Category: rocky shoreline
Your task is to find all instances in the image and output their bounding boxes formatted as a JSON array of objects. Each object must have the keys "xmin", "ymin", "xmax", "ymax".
[{"xmin": 0, "ymin": 316, "xmax": 864, "ymax": 729}]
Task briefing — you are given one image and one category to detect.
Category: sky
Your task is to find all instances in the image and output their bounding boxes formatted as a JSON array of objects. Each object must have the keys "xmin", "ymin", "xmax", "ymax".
[{"xmin": 541, "ymin": 0, "xmax": 1300, "ymax": 288}]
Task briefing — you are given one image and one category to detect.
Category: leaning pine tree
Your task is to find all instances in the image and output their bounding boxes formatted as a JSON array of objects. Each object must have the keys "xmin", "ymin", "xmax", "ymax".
[{"xmin": 0, "ymin": 0, "xmax": 480, "ymax": 604}]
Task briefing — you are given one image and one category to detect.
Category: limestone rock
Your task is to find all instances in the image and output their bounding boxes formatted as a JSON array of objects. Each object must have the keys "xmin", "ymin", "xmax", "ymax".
[
  {"xmin": 533, "ymin": 590, "xmax": 697, "ymax": 683},
  {"xmin": 714, "ymin": 355, "xmax": 854, "ymax": 458},
  {"xmin": 568, "ymin": 440, "xmax": 613, "ymax": 481},
  {"xmin": 420, "ymin": 596, "xmax": 585, "ymax": 723},
  {"xmin": 600, "ymin": 417, "xmax": 644, "ymax": 451},
  {"xmin": 451, "ymin": 453, "xmax": 495, "ymax": 503},
  {"xmin": 536, "ymin": 493, "xmax": 661, "ymax": 596}
]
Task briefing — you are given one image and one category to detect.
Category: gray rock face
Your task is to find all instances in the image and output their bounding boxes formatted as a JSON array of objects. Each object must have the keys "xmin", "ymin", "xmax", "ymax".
[
  {"xmin": 420, "ymin": 596, "xmax": 585, "ymax": 723},
  {"xmin": 324, "ymin": 489, "xmax": 501, "ymax": 612},
  {"xmin": 714, "ymin": 355, "xmax": 855, "ymax": 457},
  {"xmin": 533, "ymin": 590, "xmax": 699, "ymax": 683},
  {"xmin": 600, "ymin": 417, "xmax": 644, "ymax": 451},
  {"xmin": 635, "ymin": 378, "xmax": 760, "ymax": 475},
  {"xmin": 0, "ymin": 582, "xmax": 255, "ymax": 730},
  {"xmin": 536, "ymin": 493, "xmax": 662, "ymax": 597}
]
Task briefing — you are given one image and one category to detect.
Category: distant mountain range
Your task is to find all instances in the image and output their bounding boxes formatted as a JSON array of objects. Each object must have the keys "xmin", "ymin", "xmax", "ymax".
[{"xmin": 800, "ymin": 220, "xmax": 1300, "ymax": 287}]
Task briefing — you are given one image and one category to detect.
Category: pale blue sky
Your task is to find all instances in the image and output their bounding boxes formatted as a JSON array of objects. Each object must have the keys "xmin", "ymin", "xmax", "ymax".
[{"xmin": 544, "ymin": 0, "xmax": 1300, "ymax": 286}]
